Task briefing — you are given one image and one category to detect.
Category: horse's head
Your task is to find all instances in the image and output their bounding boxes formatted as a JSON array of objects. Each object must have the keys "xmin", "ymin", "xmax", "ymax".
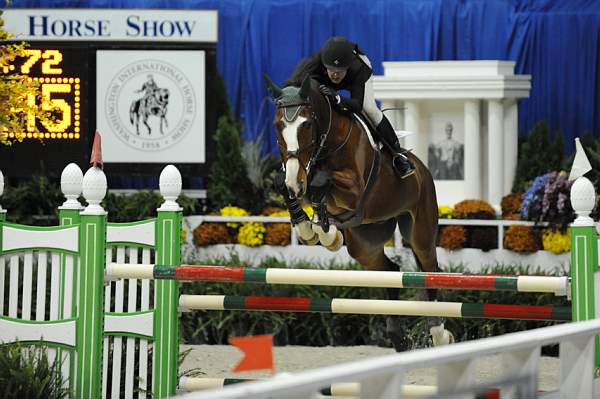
[
  {"xmin": 156, "ymin": 88, "xmax": 169, "ymax": 104},
  {"xmin": 265, "ymin": 74, "xmax": 327, "ymax": 198}
]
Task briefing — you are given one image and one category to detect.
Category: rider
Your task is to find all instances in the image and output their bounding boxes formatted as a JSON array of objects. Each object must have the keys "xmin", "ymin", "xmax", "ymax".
[
  {"xmin": 285, "ymin": 36, "xmax": 415, "ymax": 178},
  {"xmin": 136, "ymin": 74, "xmax": 158, "ymax": 98}
]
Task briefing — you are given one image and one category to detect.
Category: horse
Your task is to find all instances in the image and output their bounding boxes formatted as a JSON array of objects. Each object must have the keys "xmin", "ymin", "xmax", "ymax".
[
  {"xmin": 264, "ymin": 74, "xmax": 453, "ymax": 351},
  {"xmin": 129, "ymin": 88, "xmax": 170, "ymax": 135}
]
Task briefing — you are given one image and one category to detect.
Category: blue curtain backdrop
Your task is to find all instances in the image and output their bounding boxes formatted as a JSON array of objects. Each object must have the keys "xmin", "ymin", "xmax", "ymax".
[{"xmin": 10, "ymin": 0, "xmax": 600, "ymax": 154}]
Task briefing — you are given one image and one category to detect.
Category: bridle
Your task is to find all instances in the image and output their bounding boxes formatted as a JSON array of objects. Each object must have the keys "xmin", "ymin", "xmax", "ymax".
[{"xmin": 276, "ymin": 91, "xmax": 352, "ymax": 182}]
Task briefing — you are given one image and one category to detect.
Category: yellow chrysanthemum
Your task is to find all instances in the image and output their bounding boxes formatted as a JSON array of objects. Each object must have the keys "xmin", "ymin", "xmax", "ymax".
[
  {"xmin": 438, "ymin": 205, "xmax": 453, "ymax": 219},
  {"xmin": 238, "ymin": 222, "xmax": 266, "ymax": 247},
  {"xmin": 181, "ymin": 228, "xmax": 187, "ymax": 243},
  {"xmin": 220, "ymin": 206, "xmax": 250, "ymax": 228},
  {"xmin": 542, "ymin": 228, "xmax": 570, "ymax": 254},
  {"xmin": 269, "ymin": 210, "xmax": 291, "ymax": 217}
]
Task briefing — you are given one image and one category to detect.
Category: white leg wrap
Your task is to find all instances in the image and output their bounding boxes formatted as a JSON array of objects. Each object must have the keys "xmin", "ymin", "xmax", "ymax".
[
  {"xmin": 430, "ymin": 323, "xmax": 455, "ymax": 346},
  {"xmin": 296, "ymin": 221, "xmax": 318, "ymax": 243},
  {"xmin": 313, "ymin": 224, "xmax": 337, "ymax": 247}
]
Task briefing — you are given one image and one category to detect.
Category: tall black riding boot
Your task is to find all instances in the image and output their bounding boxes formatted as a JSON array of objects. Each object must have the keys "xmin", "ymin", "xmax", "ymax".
[{"xmin": 376, "ymin": 115, "xmax": 416, "ymax": 179}]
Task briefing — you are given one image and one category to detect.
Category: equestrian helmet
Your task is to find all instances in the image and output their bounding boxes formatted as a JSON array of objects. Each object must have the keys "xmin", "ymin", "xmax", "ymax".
[{"xmin": 321, "ymin": 36, "xmax": 355, "ymax": 70}]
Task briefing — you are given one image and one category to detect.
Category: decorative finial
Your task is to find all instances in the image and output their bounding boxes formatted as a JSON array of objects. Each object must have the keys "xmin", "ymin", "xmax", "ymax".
[
  {"xmin": 90, "ymin": 131, "xmax": 103, "ymax": 169},
  {"xmin": 60, "ymin": 163, "xmax": 84, "ymax": 209},
  {"xmin": 569, "ymin": 138, "xmax": 596, "ymax": 226},
  {"xmin": 158, "ymin": 165, "xmax": 182, "ymax": 211}
]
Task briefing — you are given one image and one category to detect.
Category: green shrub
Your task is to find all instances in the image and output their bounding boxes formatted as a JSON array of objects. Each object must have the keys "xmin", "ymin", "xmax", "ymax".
[
  {"xmin": 0, "ymin": 342, "xmax": 70, "ymax": 399},
  {"xmin": 207, "ymin": 115, "xmax": 257, "ymax": 212},
  {"xmin": 0, "ymin": 176, "xmax": 63, "ymax": 225},
  {"xmin": 513, "ymin": 121, "xmax": 565, "ymax": 193},
  {"xmin": 103, "ymin": 191, "xmax": 198, "ymax": 222},
  {"xmin": 0, "ymin": 176, "xmax": 198, "ymax": 224}
]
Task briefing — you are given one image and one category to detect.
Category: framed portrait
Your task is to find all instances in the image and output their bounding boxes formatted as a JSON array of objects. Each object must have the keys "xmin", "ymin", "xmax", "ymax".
[{"xmin": 427, "ymin": 113, "xmax": 465, "ymax": 181}]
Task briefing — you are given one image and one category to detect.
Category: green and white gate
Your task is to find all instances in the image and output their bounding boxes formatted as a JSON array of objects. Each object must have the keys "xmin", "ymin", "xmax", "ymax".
[{"xmin": 0, "ymin": 163, "xmax": 182, "ymax": 398}]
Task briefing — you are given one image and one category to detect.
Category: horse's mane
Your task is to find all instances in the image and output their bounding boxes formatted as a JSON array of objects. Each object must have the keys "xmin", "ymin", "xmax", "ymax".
[{"xmin": 283, "ymin": 52, "xmax": 321, "ymax": 87}]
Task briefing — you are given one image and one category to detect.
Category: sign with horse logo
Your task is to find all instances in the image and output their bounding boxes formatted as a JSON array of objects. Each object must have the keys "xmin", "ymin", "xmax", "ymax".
[{"xmin": 96, "ymin": 50, "xmax": 205, "ymax": 163}]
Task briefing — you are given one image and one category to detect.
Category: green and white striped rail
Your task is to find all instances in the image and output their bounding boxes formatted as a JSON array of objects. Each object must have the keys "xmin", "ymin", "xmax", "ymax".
[
  {"xmin": 178, "ymin": 294, "xmax": 572, "ymax": 321},
  {"xmin": 105, "ymin": 264, "xmax": 570, "ymax": 295}
]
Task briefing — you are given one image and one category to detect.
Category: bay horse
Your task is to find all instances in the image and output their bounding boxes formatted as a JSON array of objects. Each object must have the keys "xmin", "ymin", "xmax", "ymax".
[
  {"xmin": 265, "ymin": 75, "xmax": 453, "ymax": 351},
  {"xmin": 129, "ymin": 88, "xmax": 170, "ymax": 136}
]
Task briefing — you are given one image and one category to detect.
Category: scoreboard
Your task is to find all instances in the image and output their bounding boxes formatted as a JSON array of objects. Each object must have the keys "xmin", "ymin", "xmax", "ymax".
[
  {"xmin": 2, "ymin": 47, "xmax": 87, "ymax": 141},
  {"xmin": 1, "ymin": 9, "xmax": 218, "ymax": 189}
]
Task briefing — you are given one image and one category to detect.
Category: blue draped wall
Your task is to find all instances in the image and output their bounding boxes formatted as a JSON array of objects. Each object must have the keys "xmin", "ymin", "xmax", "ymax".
[{"xmin": 11, "ymin": 0, "xmax": 600, "ymax": 154}]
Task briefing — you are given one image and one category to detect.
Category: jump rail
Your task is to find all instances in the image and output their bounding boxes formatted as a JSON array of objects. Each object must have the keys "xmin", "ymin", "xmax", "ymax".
[
  {"xmin": 178, "ymin": 294, "xmax": 571, "ymax": 321},
  {"xmin": 106, "ymin": 263, "xmax": 570, "ymax": 295}
]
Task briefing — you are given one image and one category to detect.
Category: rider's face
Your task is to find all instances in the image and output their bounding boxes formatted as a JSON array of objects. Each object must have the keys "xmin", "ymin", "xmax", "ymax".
[{"xmin": 326, "ymin": 67, "xmax": 348, "ymax": 84}]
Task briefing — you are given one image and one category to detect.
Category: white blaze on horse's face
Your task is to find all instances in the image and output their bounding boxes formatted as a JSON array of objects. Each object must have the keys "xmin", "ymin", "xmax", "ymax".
[{"xmin": 282, "ymin": 115, "xmax": 308, "ymax": 197}]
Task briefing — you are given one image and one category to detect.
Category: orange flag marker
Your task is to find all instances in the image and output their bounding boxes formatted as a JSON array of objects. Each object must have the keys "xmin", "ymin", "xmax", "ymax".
[
  {"xmin": 229, "ymin": 334, "xmax": 274, "ymax": 373},
  {"xmin": 90, "ymin": 130, "xmax": 103, "ymax": 168}
]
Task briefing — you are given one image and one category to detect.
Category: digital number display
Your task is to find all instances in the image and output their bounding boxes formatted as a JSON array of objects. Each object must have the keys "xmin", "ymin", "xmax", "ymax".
[{"xmin": 1, "ymin": 47, "xmax": 86, "ymax": 140}]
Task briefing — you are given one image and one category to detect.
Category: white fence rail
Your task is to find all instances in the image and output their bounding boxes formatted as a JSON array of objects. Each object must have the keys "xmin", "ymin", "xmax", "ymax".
[
  {"xmin": 186, "ymin": 215, "xmax": 549, "ymax": 250},
  {"xmin": 179, "ymin": 318, "xmax": 600, "ymax": 399}
]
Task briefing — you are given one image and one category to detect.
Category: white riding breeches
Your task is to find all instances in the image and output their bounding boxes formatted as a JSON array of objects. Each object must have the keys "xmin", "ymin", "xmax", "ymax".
[{"xmin": 357, "ymin": 54, "xmax": 383, "ymax": 126}]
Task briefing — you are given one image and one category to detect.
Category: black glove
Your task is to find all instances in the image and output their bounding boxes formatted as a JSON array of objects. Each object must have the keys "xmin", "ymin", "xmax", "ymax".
[{"xmin": 319, "ymin": 85, "xmax": 340, "ymax": 104}]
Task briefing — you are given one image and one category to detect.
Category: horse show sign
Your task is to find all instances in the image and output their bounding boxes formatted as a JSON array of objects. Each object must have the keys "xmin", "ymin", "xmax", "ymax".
[
  {"xmin": 1, "ymin": 9, "xmax": 217, "ymax": 187},
  {"xmin": 97, "ymin": 50, "xmax": 205, "ymax": 163}
]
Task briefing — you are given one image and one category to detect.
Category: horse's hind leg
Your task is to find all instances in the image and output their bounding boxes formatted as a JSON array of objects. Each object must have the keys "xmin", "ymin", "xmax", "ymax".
[
  {"xmin": 397, "ymin": 212, "xmax": 454, "ymax": 346},
  {"xmin": 345, "ymin": 220, "xmax": 411, "ymax": 351}
]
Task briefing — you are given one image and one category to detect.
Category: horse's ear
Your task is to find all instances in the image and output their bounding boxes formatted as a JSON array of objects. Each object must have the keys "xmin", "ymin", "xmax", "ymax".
[
  {"xmin": 264, "ymin": 74, "xmax": 283, "ymax": 99},
  {"xmin": 298, "ymin": 75, "xmax": 311, "ymax": 99}
]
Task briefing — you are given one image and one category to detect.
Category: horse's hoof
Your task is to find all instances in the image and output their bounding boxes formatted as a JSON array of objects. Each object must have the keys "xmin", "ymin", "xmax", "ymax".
[
  {"xmin": 430, "ymin": 323, "xmax": 455, "ymax": 346},
  {"xmin": 386, "ymin": 316, "xmax": 411, "ymax": 352},
  {"xmin": 325, "ymin": 230, "xmax": 344, "ymax": 252}
]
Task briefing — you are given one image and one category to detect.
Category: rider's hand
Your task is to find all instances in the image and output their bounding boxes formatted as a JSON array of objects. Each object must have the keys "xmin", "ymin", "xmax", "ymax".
[{"xmin": 319, "ymin": 85, "xmax": 341, "ymax": 104}]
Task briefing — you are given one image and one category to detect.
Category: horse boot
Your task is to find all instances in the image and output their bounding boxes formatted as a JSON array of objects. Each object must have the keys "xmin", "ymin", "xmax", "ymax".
[
  {"xmin": 308, "ymin": 171, "xmax": 344, "ymax": 251},
  {"xmin": 376, "ymin": 115, "xmax": 416, "ymax": 179},
  {"xmin": 273, "ymin": 171, "xmax": 318, "ymax": 245}
]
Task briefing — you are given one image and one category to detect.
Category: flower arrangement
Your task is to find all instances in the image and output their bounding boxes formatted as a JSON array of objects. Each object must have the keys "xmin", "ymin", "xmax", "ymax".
[
  {"xmin": 542, "ymin": 228, "xmax": 570, "ymax": 254},
  {"xmin": 193, "ymin": 222, "xmax": 235, "ymax": 246},
  {"xmin": 438, "ymin": 205, "xmax": 453, "ymax": 219},
  {"xmin": 264, "ymin": 209, "xmax": 292, "ymax": 246},
  {"xmin": 501, "ymin": 192, "xmax": 523, "ymax": 220},
  {"xmin": 238, "ymin": 221, "xmax": 266, "ymax": 246},
  {"xmin": 452, "ymin": 200, "xmax": 496, "ymax": 220},
  {"xmin": 520, "ymin": 173, "xmax": 550, "ymax": 220},
  {"xmin": 220, "ymin": 206, "xmax": 249, "ymax": 228},
  {"xmin": 439, "ymin": 225, "xmax": 467, "ymax": 250},
  {"xmin": 520, "ymin": 172, "xmax": 574, "ymax": 226},
  {"xmin": 504, "ymin": 225, "xmax": 540, "ymax": 252}
]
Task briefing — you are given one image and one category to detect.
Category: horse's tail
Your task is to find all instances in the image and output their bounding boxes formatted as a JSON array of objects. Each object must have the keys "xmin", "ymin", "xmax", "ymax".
[{"xmin": 130, "ymin": 99, "xmax": 140, "ymax": 124}]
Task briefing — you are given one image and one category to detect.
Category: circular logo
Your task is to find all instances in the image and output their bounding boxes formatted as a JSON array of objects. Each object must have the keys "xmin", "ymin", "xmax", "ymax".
[{"xmin": 105, "ymin": 59, "xmax": 196, "ymax": 152}]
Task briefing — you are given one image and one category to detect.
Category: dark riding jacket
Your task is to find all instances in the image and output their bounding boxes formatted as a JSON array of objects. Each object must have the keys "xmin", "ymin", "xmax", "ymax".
[{"xmin": 284, "ymin": 45, "xmax": 373, "ymax": 114}]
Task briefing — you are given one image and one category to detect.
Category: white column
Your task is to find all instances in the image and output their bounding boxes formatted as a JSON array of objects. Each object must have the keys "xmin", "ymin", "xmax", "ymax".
[
  {"xmin": 404, "ymin": 101, "xmax": 421, "ymax": 158},
  {"xmin": 380, "ymin": 100, "xmax": 397, "ymax": 128},
  {"xmin": 504, "ymin": 99, "xmax": 519, "ymax": 194},
  {"xmin": 488, "ymin": 100, "xmax": 504, "ymax": 208},
  {"xmin": 464, "ymin": 100, "xmax": 481, "ymax": 199}
]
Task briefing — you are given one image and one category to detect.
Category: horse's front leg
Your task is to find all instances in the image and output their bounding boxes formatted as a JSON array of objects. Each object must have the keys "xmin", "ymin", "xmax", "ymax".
[
  {"xmin": 309, "ymin": 171, "xmax": 343, "ymax": 251},
  {"xmin": 274, "ymin": 172, "xmax": 318, "ymax": 244}
]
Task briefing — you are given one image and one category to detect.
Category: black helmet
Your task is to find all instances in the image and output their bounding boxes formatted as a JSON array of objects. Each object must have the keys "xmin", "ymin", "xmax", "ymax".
[{"xmin": 321, "ymin": 36, "xmax": 355, "ymax": 70}]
